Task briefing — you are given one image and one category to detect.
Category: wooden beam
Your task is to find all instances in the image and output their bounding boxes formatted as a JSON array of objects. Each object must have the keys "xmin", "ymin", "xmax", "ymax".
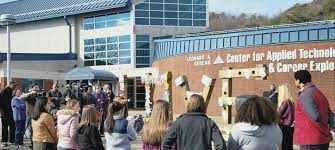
[
  {"xmin": 201, "ymin": 75, "xmax": 216, "ymax": 113},
  {"xmin": 166, "ymin": 72, "xmax": 173, "ymax": 120},
  {"xmin": 174, "ymin": 75, "xmax": 190, "ymax": 100},
  {"xmin": 218, "ymin": 64, "xmax": 267, "ymax": 124},
  {"xmin": 219, "ymin": 65, "xmax": 266, "ymax": 79}
]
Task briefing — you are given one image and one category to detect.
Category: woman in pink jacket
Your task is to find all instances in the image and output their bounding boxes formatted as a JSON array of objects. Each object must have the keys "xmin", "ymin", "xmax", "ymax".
[{"xmin": 56, "ymin": 100, "xmax": 81, "ymax": 150}]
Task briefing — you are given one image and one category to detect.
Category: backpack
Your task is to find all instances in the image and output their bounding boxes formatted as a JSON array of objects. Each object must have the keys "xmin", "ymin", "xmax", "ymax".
[{"xmin": 133, "ymin": 115, "xmax": 144, "ymax": 133}]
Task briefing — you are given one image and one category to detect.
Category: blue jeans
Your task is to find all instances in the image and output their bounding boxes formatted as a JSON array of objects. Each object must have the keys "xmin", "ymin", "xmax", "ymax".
[{"xmin": 14, "ymin": 120, "xmax": 25, "ymax": 145}]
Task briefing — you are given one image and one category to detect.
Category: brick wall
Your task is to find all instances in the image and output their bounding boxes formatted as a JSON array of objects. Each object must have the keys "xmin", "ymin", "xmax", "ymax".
[
  {"xmin": 0, "ymin": 78, "xmax": 53, "ymax": 92},
  {"xmin": 152, "ymin": 42, "xmax": 335, "ymax": 116}
]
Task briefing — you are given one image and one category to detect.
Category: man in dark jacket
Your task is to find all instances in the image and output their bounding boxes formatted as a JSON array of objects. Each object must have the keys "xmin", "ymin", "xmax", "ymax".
[
  {"xmin": 263, "ymin": 84, "xmax": 278, "ymax": 107},
  {"xmin": 162, "ymin": 94, "xmax": 226, "ymax": 150},
  {"xmin": 63, "ymin": 84, "xmax": 76, "ymax": 100},
  {"xmin": 81, "ymin": 85, "xmax": 96, "ymax": 109},
  {"xmin": 104, "ymin": 83, "xmax": 115, "ymax": 106},
  {"xmin": 47, "ymin": 84, "xmax": 63, "ymax": 109},
  {"xmin": 0, "ymin": 81, "xmax": 17, "ymax": 146}
]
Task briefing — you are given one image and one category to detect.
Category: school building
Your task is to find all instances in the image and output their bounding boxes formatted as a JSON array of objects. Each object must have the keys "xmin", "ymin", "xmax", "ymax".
[
  {"xmin": 0, "ymin": 0, "xmax": 208, "ymax": 108},
  {"xmin": 152, "ymin": 20, "xmax": 335, "ymax": 122}
]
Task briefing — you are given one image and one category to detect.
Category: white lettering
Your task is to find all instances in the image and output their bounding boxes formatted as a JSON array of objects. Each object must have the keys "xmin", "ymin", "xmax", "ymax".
[
  {"xmin": 277, "ymin": 62, "xmax": 308, "ymax": 73},
  {"xmin": 267, "ymin": 50, "xmax": 297, "ymax": 62},
  {"xmin": 187, "ymin": 55, "xmax": 205, "ymax": 62},
  {"xmin": 226, "ymin": 53, "xmax": 251, "ymax": 63},
  {"xmin": 300, "ymin": 47, "xmax": 335, "ymax": 59},
  {"xmin": 253, "ymin": 52, "xmax": 265, "ymax": 62},
  {"xmin": 310, "ymin": 61, "xmax": 335, "ymax": 73}
]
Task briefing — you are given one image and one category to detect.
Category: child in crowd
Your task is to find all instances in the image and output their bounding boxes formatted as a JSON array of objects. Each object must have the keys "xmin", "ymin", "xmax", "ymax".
[
  {"xmin": 57, "ymin": 100, "xmax": 81, "ymax": 150},
  {"xmin": 113, "ymin": 96, "xmax": 129, "ymax": 118},
  {"xmin": 227, "ymin": 96, "xmax": 282, "ymax": 150},
  {"xmin": 142, "ymin": 100, "xmax": 174, "ymax": 150},
  {"xmin": 11, "ymin": 89, "xmax": 26, "ymax": 148},
  {"xmin": 162, "ymin": 94, "xmax": 226, "ymax": 150},
  {"xmin": 104, "ymin": 101, "xmax": 137, "ymax": 150},
  {"xmin": 78, "ymin": 105, "xmax": 104, "ymax": 150},
  {"xmin": 277, "ymin": 84, "xmax": 295, "ymax": 150},
  {"xmin": 32, "ymin": 96, "xmax": 58, "ymax": 150}
]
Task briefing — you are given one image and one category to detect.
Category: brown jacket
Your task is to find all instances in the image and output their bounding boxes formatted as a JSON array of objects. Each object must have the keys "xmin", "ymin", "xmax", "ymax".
[{"xmin": 32, "ymin": 112, "xmax": 58, "ymax": 143}]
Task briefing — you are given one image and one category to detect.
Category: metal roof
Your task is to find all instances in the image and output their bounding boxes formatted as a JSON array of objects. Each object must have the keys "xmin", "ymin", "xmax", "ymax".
[{"xmin": 0, "ymin": 0, "xmax": 129, "ymax": 23}]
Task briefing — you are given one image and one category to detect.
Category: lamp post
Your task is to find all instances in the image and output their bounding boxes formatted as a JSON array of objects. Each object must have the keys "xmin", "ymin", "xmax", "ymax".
[{"xmin": 0, "ymin": 14, "xmax": 16, "ymax": 86}]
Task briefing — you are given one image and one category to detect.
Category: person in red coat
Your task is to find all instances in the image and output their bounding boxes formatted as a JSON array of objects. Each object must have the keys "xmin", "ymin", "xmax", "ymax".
[{"xmin": 293, "ymin": 70, "xmax": 334, "ymax": 150}]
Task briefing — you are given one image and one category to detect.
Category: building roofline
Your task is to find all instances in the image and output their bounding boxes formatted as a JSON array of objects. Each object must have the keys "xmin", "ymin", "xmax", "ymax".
[
  {"xmin": 15, "ymin": 3, "xmax": 129, "ymax": 23},
  {"xmin": 155, "ymin": 20, "xmax": 335, "ymax": 40},
  {"xmin": 0, "ymin": 53, "xmax": 77, "ymax": 62},
  {"xmin": 0, "ymin": 0, "xmax": 130, "ymax": 24}
]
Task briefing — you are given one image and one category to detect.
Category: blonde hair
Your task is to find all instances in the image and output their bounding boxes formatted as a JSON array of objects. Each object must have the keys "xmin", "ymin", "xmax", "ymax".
[
  {"xmin": 142, "ymin": 100, "xmax": 170, "ymax": 146},
  {"xmin": 79, "ymin": 105, "xmax": 97, "ymax": 127},
  {"xmin": 187, "ymin": 94, "xmax": 206, "ymax": 113},
  {"xmin": 277, "ymin": 83, "xmax": 294, "ymax": 109},
  {"xmin": 65, "ymin": 99, "xmax": 79, "ymax": 110}
]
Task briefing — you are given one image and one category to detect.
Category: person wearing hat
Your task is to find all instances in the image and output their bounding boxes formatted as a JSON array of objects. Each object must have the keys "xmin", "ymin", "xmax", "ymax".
[{"xmin": 0, "ymin": 81, "xmax": 17, "ymax": 146}]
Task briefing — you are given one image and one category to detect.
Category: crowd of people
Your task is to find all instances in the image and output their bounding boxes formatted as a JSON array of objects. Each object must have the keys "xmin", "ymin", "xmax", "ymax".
[{"xmin": 0, "ymin": 70, "xmax": 333, "ymax": 150}]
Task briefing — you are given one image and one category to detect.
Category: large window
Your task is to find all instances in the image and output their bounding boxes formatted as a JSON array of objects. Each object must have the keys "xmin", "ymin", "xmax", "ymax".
[
  {"xmin": 135, "ymin": 0, "xmax": 207, "ymax": 26},
  {"xmin": 83, "ymin": 12, "xmax": 130, "ymax": 30},
  {"xmin": 84, "ymin": 35, "xmax": 131, "ymax": 66},
  {"xmin": 136, "ymin": 35, "xmax": 151, "ymax": 68},
  {"xmin": 23, "ymin": 79, "xmax": 44, "ymax": 93}
]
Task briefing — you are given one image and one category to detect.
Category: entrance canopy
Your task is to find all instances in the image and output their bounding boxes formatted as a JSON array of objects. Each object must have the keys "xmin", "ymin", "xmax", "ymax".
[{"xmin": 64, "ymin": 67, "xmax": 118, "ymax": 81}]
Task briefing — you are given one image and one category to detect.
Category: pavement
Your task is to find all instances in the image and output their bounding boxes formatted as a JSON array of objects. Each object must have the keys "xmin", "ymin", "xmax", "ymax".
[{"xmin": 0, "ymin": 109, "xmax": 334, "ymax": 150}]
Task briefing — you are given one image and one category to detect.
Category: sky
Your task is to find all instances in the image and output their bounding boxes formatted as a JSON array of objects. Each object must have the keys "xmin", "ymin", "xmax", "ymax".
[
  {"xmin": 209, "ymin": 0, "xmax": 313, "ymax": 16},
  {"xmin": 0, "ymin": 0, "xmax": 314, "ymax": 16}
]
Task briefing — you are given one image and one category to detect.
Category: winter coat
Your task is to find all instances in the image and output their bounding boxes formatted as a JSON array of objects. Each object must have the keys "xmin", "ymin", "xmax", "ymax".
[
  {"xmin": 78, "ymin": 124, "xmax": 104, "ymax": 150},
  {"xmin": 277, "ymin": 99, "xmax": 294, "ymax": 126},
  {"xmin": 227, "ymin": 122, "xmax": 282, "ymax": 150},
  {"xmin": 104, "ymin": 116, "xmax": 137, "ymax": 150},
  {"xmin": 56, "ymin": 109, "xmax": 79, "ymax": 149},
  {"xmin": 162, "ymin": 112, "xmax": 226, "ymax": 150},
  {"xmin": 104, "ymin": 90, "xmax": 115, "ymax": 104},
  {"xmin": 82, "ymin": 92, "xmax": 97, "ymax": 108},
  {"xmin": 294, "ymin": 84, "xmax": 333, "ymax": 145},
  {"xmin": 32, "ymin": 112, "xmax": 58, "ymax": 143},
  {"xmin": 11, "ymin": 96, "xmax": 26, "ymax": 121},
  {"xmin": 93, "ymin": 91, "xmax": 108, "ymax": 112},
  {"xmin": 0, "ymin": 87, "xmax": 14, "ymax": 115},
  {"xmin": 47, "ymin": 89, "xmax": 63, "ymax": 109}
]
